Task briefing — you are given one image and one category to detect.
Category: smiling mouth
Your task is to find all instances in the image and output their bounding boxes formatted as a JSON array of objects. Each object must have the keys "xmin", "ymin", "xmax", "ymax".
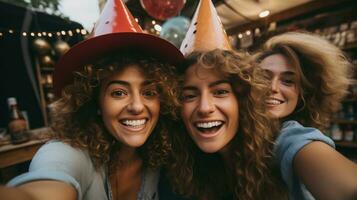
[
  {"xmin": 120, "ymin": 119, "xmax": 147, "ymax": 130},
  {"xmin": 194, "ymin": 121, "xmax": 224, "ymax": 135},
  {"xmin": 265, "ymin": 98, "xmax": 284, "ymax": 106}
]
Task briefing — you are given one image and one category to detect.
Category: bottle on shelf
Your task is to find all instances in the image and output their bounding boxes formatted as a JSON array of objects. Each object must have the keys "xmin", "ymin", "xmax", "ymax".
[
  {"xmin": 344, "ymin": 125, "xmax": 355, "ymax": 142},
  {"xmin": 344, "ymin": 103, "xmax": 355, "ymax": 121},
  {"xmin": 7, "ymin": 97, "xmax": 30, "ymax": 144},
  {"xmin": 331, "ymin": 123, "xmax": 343, "ymax": 141}
]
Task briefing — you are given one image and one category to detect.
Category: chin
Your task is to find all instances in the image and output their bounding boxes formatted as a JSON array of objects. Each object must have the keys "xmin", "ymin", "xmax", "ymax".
[{"xmin": 197, "ymin": 143, "xmax": 221, "ymax": 154}]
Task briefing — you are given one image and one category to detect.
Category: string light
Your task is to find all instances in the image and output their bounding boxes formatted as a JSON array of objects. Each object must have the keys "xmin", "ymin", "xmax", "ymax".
[
  {"xmin": 80, "ymin": 29, "xmax": 87, "ymax": 35},
  {"xmin": 0, "ymin": 28, "xmax": 89, "ymax": 39}
]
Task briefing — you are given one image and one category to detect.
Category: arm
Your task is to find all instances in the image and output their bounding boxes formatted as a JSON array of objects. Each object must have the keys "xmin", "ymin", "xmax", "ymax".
[
  {"xmin": 294, "ymin": 141, "xmax": 357, "ymax": 200},
  {"xmin": 6, "ymin": 141, "xmax": 95, "ymax": 200},
  {"xmin": 0, "ymin": 181, "xmax": 76, "ymax": 200}
]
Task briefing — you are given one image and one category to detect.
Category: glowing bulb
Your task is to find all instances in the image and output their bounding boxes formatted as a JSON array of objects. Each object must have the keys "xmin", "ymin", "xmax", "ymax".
[
  {"xmin": 259, "ymin": 10, "xmax": 270, "ymax": 18},
  {"xmin": 154, "ymin": 24, "xmax": 162, "ymax": 32}
]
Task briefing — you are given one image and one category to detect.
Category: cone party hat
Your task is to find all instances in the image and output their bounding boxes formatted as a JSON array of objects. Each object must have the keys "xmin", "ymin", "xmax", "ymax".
[
  {"xmin": 54, "ymin": 0, "xmax": 184, "ymax": 96},
  {"xmin": 180, "ymin": 0, "xmax": 231, "ymax": 56}
]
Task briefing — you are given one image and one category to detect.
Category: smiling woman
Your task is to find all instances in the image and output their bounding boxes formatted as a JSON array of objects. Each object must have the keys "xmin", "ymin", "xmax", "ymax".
[
  {"xmin": 254, "ymin": 31, "xmax": 357, "ymax": 200},
  {"xmin": 260, "ymin": 53, "xmax": 299, "ymax": 118},
  {"xmin": 165, "ymin": 49, "xmax": 287, "ymax": 200},
  {"xmin": 1, "ymin": 0, "xmax": 184, "ymax": 199}
]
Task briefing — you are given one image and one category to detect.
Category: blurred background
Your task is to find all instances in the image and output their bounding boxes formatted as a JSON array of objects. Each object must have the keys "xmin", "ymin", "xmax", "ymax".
[{"xmin": 0, "ymin": 0, "xmax": 357, "ymax": 182}]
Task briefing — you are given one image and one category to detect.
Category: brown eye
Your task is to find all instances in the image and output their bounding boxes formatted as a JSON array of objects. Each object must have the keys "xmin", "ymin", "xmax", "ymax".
[
  {"xmin": 213, "ymin": 89, "xmax": 229, "ymax": 96},
  {"xmin": 142, "ymin": 89, "xmax": 158, "ymax": 97},
  {"xmin": 111, "ymin": 90, "xmax": 127, "ymax": 98},
  {"xmin": 281, "ymin": 78, "xmax": 295, "ymax": 86},
  {"xmin": 181, "ymin": 92, "xmax": 197, "ymax": 102}
]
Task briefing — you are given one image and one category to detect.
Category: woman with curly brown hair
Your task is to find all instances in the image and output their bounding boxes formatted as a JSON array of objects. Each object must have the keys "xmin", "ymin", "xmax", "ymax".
[
  {"xmin": 255, "ymin": 31, "xmax": 357, "ymax": 200},
  {"xmin": 160, "ymin": 49, "xmax": 286, "ymax": 200},
  {"xmin": 2, "ymin": 0, "xmax": 184, "ymax": 200},
  {"xmin": 159, "ymin": 1, "xmax": 286, "ymax": 199}
]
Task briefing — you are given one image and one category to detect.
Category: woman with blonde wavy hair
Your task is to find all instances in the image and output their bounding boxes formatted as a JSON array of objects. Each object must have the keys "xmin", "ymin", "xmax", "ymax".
[
  {"xmin": 1, "ymin": 0, "xmax": 184, "ymax": 199},
  {"xmin": 255, "ymin": 31, "xmax": 357, "ymax": 200},
  {"xmin": 161, "ymin": 49, "xmax": 287, "ymax": 200}
]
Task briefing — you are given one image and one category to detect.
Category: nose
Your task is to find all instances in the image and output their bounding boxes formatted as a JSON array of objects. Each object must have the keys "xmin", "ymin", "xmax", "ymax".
[
  {"xmin": 127, "ymin": 93, "xmax": 144, "ymax": 114},
  {"xmin": 197, "ymin": 93, "xmax": 215, "ymax": 116},
  {"xmin": 271, "ymin": 78, "xmax": 279, "ymax": 93}
]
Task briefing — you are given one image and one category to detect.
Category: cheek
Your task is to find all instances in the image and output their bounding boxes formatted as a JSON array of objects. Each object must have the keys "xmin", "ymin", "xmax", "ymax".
[
  {"xmin": 288, "ymin": 87, "xmax": 299, "ymax": 102},
  {"xmin": 148, "ymin": 99, "xmax": 160, "ymax": 118},
  {"xmin": 181, "ymin": 103, "xmax": 193, "ymax": 122},
  {"xmin": 281, "ymin": 86, "xmax": 299, "ymax": 100}
]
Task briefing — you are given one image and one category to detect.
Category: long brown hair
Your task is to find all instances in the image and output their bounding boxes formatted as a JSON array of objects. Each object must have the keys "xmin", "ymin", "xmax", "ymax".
[
  {"xmin": 51, "ymin": 52, "xmax": 179, "ymax": 169},
  {"xmin": 167, "ymin": 49, "xmax": 287, "ymax": 200},
  {"xmin": 255, "ymin": 31, "xmax": 353, "ymax": 131}
]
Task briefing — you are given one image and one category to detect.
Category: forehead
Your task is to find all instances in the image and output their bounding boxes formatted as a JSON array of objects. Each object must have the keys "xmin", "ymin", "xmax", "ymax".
[
  {"xmin": 184, "ymin": 63, "xmax": 224, "ymax": 83},
  {"xmin": 260, "ymin": 53, "xmax": 295, "ymax": 73},
  {"xmin": 107, "ymin": 64, "xmax": 145, "ymax": 80}
]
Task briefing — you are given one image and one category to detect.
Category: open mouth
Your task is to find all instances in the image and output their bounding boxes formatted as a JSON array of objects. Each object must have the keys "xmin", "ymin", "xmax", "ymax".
[
  {"xmin": 265, "ymin": 98, "xmax": 284, "ymax": 106},
  {"xmin": 120, "ymin": 119, "xmax": 147, "ymax": 128},
  {"xmin": 194, "ymin": 121, "xmax": 224, "ymax": 134}
]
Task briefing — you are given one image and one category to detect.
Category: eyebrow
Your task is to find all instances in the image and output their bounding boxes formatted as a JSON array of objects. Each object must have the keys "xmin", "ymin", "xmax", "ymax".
[
  {"xmin": 105, "ymin": 80, "xmax": 154, "ymax": 89},
  {"xmin": 263, "ymin": 69, "xmax": 296, "ymax": 76},
  {"xmin": 281, "ymin": 71, "xmax": 296, "ymax": 77},
  {"xmin": 183, "ymin": 80, "xmax": 230, "ymax": 91}
]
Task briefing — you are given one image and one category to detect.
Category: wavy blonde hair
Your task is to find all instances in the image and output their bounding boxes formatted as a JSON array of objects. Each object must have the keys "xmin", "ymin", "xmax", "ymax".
[
  {"xmin": 255, "ymin": 31, "xmax": 353, "ymax": 130},
  {"xmin": 51, "ymin": 52, "xmax": 179, "ymax": 169},
  {"xmin": 167, "ymin": 49, "xmax": 287, "ymax": 200}
]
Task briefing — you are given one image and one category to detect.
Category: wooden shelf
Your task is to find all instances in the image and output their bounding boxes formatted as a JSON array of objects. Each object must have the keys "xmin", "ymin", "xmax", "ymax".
[
  {"xmin": 333, "ymin": 119, "xmax": 357, "ymax": 125},
  {"xmin": 335, "ymin": 141, "xmax": 357, "ymax": 148},
  {"xmin": 343, "ymin": 97, "xmax": 357, "ymax": 102},
  {"xmin": 342, "ymin": 42, "xmax": 357, "ymax": 51},
  {"xmin": 0, "ymin": 127, "xmax": 51, "ymax": 168}
]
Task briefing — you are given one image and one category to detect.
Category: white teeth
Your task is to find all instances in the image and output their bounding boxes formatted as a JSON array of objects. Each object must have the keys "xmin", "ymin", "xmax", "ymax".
[
  {"xmin": 122, "ymin": 119, "xmax": 146, "ymax": 127},
  {"xmin": 266, "ymin": 99, "xmax": 283, "ymax": 105},
  {"xmin": 196, "ymin": 121, "xmax": 222, "ymax": 129}
]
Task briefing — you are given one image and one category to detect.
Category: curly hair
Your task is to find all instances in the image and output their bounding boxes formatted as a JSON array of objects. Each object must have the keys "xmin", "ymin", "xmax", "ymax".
[
  {"xmin": 254, "ymin": 31, "xmax": 353, "ymax": 131},
  {"xmin": 50, "ymin": 52, "xmax": 179, "ymax": 169},
  {"xmin": 167, "ymin": 49, "xmax": 287, "ymax": 200}
]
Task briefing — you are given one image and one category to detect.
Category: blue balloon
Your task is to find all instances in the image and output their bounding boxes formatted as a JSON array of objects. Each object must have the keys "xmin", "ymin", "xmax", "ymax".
[{"xmin": 160, "ymin": 16, "xmax": 190, "ymax": 48}]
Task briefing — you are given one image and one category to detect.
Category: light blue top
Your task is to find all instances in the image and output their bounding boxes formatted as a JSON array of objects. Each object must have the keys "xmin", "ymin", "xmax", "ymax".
[
  {"xmin": 274, "ymin": 120, "xmax": 335, "ymax": 200},
  {"xmin": 8, "ymin": 141, "xmax": 160, "ymax": 200}
]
